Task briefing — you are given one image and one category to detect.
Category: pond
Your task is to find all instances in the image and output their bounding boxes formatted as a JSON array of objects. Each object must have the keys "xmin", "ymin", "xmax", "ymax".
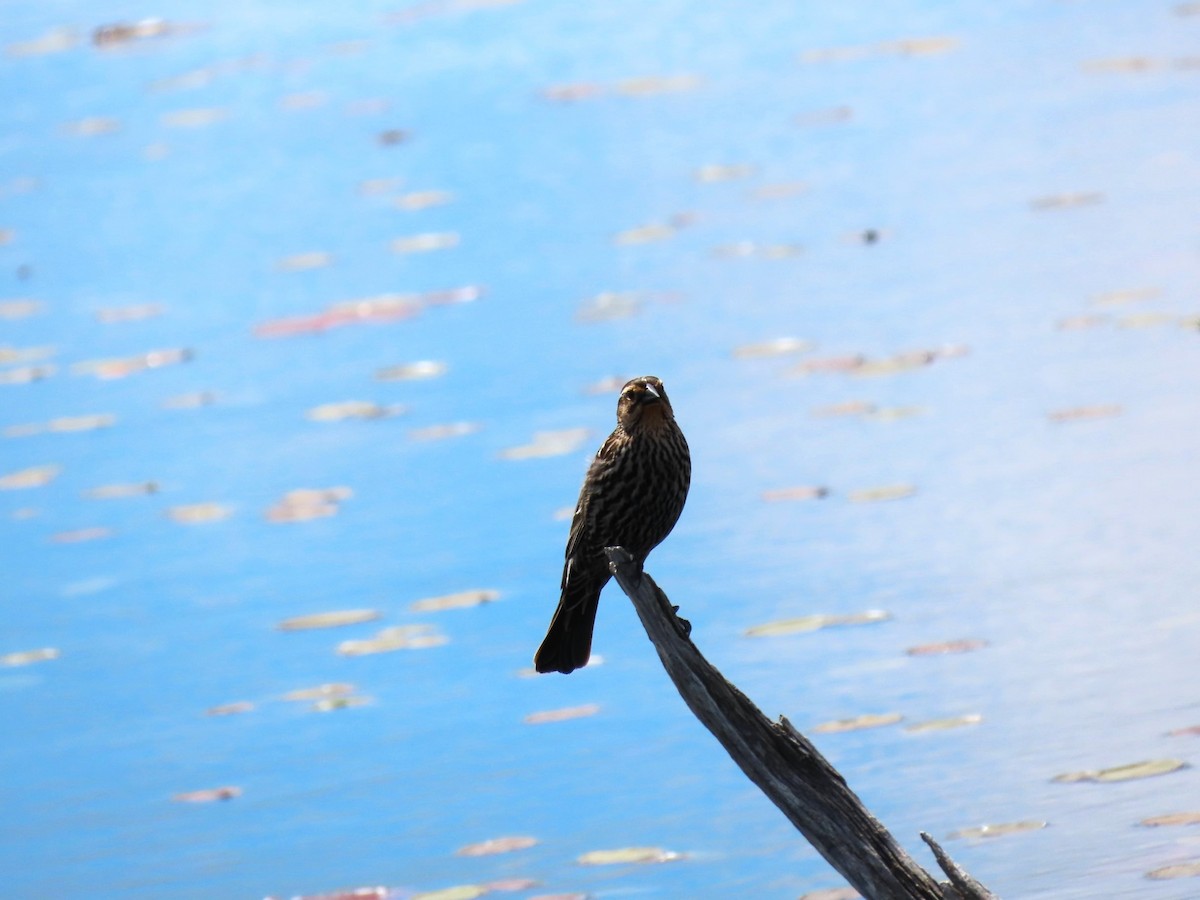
[{"xmin": 2, "ymin": 2, "xmax": 1199, "ymax": 898}]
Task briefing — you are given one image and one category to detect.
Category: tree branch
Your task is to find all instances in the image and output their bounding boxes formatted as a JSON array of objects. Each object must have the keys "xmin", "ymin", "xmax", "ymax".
[{"xmin": 606, "ymin": 547, "xmax": 996, "ymax": 900}]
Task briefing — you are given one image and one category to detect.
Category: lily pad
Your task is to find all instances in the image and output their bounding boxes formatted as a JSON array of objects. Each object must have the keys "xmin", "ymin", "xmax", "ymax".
[
  {"xmin": 456, "ymin": 836, "xmax": 538, "ymax": 856},
  {"xmin": 814, "ymin": 713, "xmax": 903, "ymax": 734},
  {"xmin": 948, "ymin": 820, "xmax": 1047, "ymax": 840},
  {"xmin": 524, "ymin": 704, "xmax": 601, "ymax": 725},
  {"xmin": 410, "ymin": 590, "xmax": 499, "ymax": 612},
  {"xmin": 577, "ymin": 846, "xmax": 681, "ymax": 865},
  {"xmin": 1053, "ymin": 759, "xmax": 1188, "ymax": 784},
  {"xmin": 277, "ymin": 609, "xmax": 380, "ymax": 631},
  {"xmin": 745, "ymin": 610, "xmax": 889, "ymax": 637}
]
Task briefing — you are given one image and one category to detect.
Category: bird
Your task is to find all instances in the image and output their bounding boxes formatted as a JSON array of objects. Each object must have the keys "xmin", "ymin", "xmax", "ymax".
[{"xmin": 534, "ymin": 375, "xmax": 691, "ymax": 674}]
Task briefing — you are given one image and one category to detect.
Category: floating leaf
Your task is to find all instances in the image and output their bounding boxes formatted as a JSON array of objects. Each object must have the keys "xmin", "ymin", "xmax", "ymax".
[
  {"xmin": 0, "ymin": 299, "xmax": 43, "ymax": 320},
  {"xmin": 413, "ymin": 886, "xmax": 487, "ymax": 900},
  {"xmin": 410, "ymin": 590, "xmax": 499, "ymax": 612},
  {"xmin": 541, "ymin": 82, "xmax": 604, "ymax": 102},
  {"xmin": 865, "ymin": 406, "xmax": 925, "ymax": 422},
  {"xmin": 6, "ymin": 28, "xmax": 79, "ymax": 57},
  {"xmin": 848, "ymin": 484, "xmax": 916, "ymax": 503},
  {"xmin": 395, "ymin": 190, "xmax": 453, "ymax": 210},
  {"xmin": 206, "ymin": 701, "xmax": 254, "ymax": 716},
  {"xmin": 282, "ymin": 683, "xmax": 355, "ymax": 702},
  {"xmin": 266, "ymin": 486, "xmax": 353, "ymax": 523},
  {"xmin": 792, "ymin": 354, "xmax": 865, "ymax": 375},
  {"xmin": 732, "ymin": 337, "xmax": 814, "ymax": 359},
  {"xmin": 575, "ymin": 292, "xmax": 641, "ymax": 322},
  {"xmin": 614, "ymin": 223, "xmax": 677, "ymax": 245},
  {"xmin": 359, "ymin": 177, "xmax": 405, "ymax": 195},
  {"xmin": 457, "ymin": 836, "xmax": 538, "ymax": 856},
  {"xmin": 0, "ymin": 465, "xmax": 60, "ymax": 489},
  {"xmin": 377, "ymin": 128, "xmax": 410, "ymax": 146},
  {"xmin": 615, "ymin": 74, "xmax": 700, "ymax": 95},
  {"xmin": 581, "ymin": 375, "xmax": 627, "ymax": 395},
  {"xmin": 711, "ymin": 240, "xmax": 803, "ymax": 259},
  {"xmin": 524, "ymin": 704, "xmax": 601, "ymax": 725},
  {"xmin": 904, "ymin": 714, "xmax": 983, "ymax": 734},
  {"xmin": 73, "ymin": 347, "xmax": 192, "ymax": 379},
  {"xmin": 172, "ymin": 786, "xmax": 242, "ymax": 803},
  {"xmin": 799, "ymin": 889, "xmax": 860, "ymax": 900},
  {"xmin": 907, "ymin": 639, "xmax": 988, "ymax": 656},
  {"xmin": 279, "ymin": 91, "xmax": 328, "ymax": 111},
  {"xmin": 1, "ymin": 647, "xmax": 59, "ymax": 667},
  {"xmin": 314, "ymin": 695, "xmax": 372, "ymax": 712},
  {"xmin": 1146, "ymin": 861, "xmax": 1200, "ymax": 880},
  {"xmin": 1030, "ymin": 192, "xmax": 1104, "ymax": 210},
  {"xmin": 1048, "ymin": 404, "xmax": 1122, "ymax": 423},
  {"xmin": 815, "ymin": 713, "xmax": 903, "ymax": 734},
  {"xmin": 391, "ymin": 232, "xmax": 460, "ymax": 254},
  {"xmin": 409, "ymin": 422, "xmax": 481, "ymax": 441},
  {"xmin": 1141, "ymin": 812, "xmax": 1200, "ymax": 827},
  {"xmin": 376, "ymin": 360, "xmax": 447, "ymax": 381},
  {"xmin": 163, "ymin": 391, "xmax": 217, "ymax": 409},
  {"xmin": 1056, "ymin": 315, "xmax": 1107, "ymax": 331},
  {"xmin": 577, "ymin": 846, "xmax": 680, "ymax": 865},
  {"xmin": 1117, "ymin": 312, "xmax": 1174, "ymax": 329},
  {"xmin": 749, "ymin": 181, "xmax": 810, "ymax": 199},
  {"xmin": 1091, "ymin": 287, "xmax": 1160, "ymax": 307},
  {"xmin": 52, "ymin": 527, "xmax": 112, "ymax": 544},
  {"xmin": 95, "ymin": 303, "xmax": 164, "ymax": 323},
  {"xmin": 1167, "ymin": 724, "xmax": 1200, "ymax": 737},
  {"xmin": 948, "ymin": 820, "xmax": 1047, "ymax": 840},
  {"xmin": 48, "ymin": 414, "xmax": 117, "ymax": 433},
  {"xmin": 64, "ymin": 117, "xmax": 122, "ymax": 137},
  {"xmin": 277, "ymin": 609, "xmax": 381, "ymax": 631},
  {"xmin": 337, "ymin": 625, "xmax": 447, "ymax": 656},
  {"xmin": 0, "ymin": 345, "xmax": 54, "ymax": 365},
  {"xmin": 93, "ymin": 18, "xmax": 180, "ymax": 46},
  {"xmin": 1053, "ymin": 759, "xmax": 1188, "ymax": 784},
  {"xmin": 500, "ymin": 428, "xmax": 591, "ymax": 460},
  {"xmin": 0, "ymin": 364, "xmax": 55, "ymax": 384},
  {"xmin": 161, "ymin": 107, "xmax": 228, "ymax": 128},
  {"xmin": 761, "ymin": 486, "xmax": 829, "ymax": 502},
  {"xmin": 745, "ymin": 610, "xmax": 889, "ymax": 637},
  {"xmin": 853, "ymin": 352, "xmax": 934, "ymax": 377},
  {"xmin": 695, "ymin": 163, "xmax": 757, "ymax": 183},
  {"xmin": 277, "ymin": 251, "xmax": 334, "ymax": 272},
  {"xmin": 307, "ymin": 401, "xmax": 406, "ymax": 422},
  {"xmin": 167, "ymin": 502, "xmax": 232, "ymax": 524},
  {"xmin": 812, "ymin": 400, "xmax": 876, "ymax": 418}
]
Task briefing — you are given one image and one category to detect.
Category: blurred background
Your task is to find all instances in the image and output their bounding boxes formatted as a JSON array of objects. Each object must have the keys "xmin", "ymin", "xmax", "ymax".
[{"xmin": 2, "ymin": 2, "xmax": 1199, "ymax": 898}]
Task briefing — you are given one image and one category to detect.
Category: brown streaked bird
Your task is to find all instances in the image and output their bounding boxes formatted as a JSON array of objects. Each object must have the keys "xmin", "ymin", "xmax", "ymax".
[{"xmin": 534, "ymin": 375, "xmax": 691, "ymax": 674}]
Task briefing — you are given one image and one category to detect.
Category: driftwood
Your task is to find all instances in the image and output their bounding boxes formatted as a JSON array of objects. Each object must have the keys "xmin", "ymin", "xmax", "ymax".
[{"xmin": 605, "ymin": 547, "xmax": 997, "ymax": 900}]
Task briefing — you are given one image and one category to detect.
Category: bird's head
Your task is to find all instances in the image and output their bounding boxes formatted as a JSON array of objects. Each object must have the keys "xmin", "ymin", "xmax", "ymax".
[{"xmin": 616, "ymin": 375, "xmax": 675, "ymax": 431}]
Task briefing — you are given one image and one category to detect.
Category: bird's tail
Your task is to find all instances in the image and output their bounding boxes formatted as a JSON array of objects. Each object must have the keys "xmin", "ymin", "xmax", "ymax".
[{"xmin": 534, "ymin": 576, "xmax": 603, "ymax": 674}]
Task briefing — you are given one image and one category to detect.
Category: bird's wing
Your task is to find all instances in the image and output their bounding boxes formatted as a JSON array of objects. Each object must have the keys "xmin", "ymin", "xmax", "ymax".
[{"xmin": 561, "ymin": 429, "xmax": 623, "ymax": 587}]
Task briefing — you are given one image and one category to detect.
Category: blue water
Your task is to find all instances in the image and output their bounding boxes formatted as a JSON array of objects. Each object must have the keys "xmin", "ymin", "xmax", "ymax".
[{"xmin": 3, "ymin": 2, "xmax": 1199, "ymax": 897}]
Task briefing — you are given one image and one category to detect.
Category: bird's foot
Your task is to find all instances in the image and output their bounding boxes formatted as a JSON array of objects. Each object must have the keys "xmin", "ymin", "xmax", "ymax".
[{"xmin": 671, "ymin": 605, "xmax": 692, "ymax": 637}]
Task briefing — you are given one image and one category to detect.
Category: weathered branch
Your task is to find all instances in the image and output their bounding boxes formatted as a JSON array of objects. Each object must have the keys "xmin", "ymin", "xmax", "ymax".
[{"xmin": 606, "ymin": 547, "xmax": 996, "ymax": 900}]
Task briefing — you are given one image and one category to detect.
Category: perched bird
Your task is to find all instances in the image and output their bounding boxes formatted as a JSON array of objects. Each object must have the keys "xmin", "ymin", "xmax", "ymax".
[{"xmin": 534, "ymin": 375, "xmax": 691, "ymax": 674}]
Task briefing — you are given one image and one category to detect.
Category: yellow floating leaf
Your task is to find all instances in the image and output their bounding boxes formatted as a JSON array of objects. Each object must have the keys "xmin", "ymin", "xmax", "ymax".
[
  {"xmin": 172, "ymin": 786, "xmax": 242, "ymax": 803},
  {"xmin": 337, "ymin": 625, "xmax": 448, "ymax": 656},
  {"xmin": 1, "ymin": 647, "xmax": 59, "ymax": 667},
  {"xmin": 265, "ymin": 486, "xmax": 353, "ymax": 523},
  {"xmin": 732, "ymin": 337, "xmax": 814, "ymax": 359},
  {"xmin": 282, "ymin": 683, "xmax": 355, "ymax": 702},
  {"xmin": 167, "ymin": 502, "xmax": 232, "ymax": 524},
  {"xmin": 0, "ymin": 299, "xmax": 44, "ymax": 320},
  {"xmin": 1053, "ymin": 759, "xmax": 1188, "ymax": 784},
  {"xmin": 391, "ymin": 232, "xmax": 460, "ymax": 254},
  {"xmin": 745, "ymin": 610, "xmax": 890, "ymax": 637},
  {"xmin": 412, "ymin": 886, "xmax": 487, "ymax": 900},
  {"xmin": 1146, "ymin": 861, "xmax": 1200, "ymax": 880},
  {"xmin": 814, "ymin": 713, "xmax": 903, "ymax": 734},
  {"xmin": 948, "ymin": 820, "xmax": 1047, "ymax": 840},
  {"xmin": 904, "ymin": 714, "xmax": 983, "ymax": 734},
  {"xmin": 376, "ymin": 360, "xmax": 447, "ymax": 381},
  {"xmin": 1140, "ymin": 811, "xmax": 1200, "ymax": 827},
  {"xmin": 276, "ymin": 251, "xmax": 333, "ymax": 272},
  {"xmin": 1117, "ymin": 312, "xmax": 1175, "ymax": 329},
  {"xmin": 848, "ymin": 484, "xmax": 916, "ymax": 503},
  {"xmin": 694, "ymin": 163, "xmax": 757, "ymax": 183},
  {"xmin": 206, "ymin": 701, "xmax": 254, "ymax": 716},
  {"xmin": 761, "ymin": 486, "xmax": 829, "ymax": 502},
  {"xmin": 879, "ymin": 36, "xmax": 960, "ymax": 56},
  {"xmin": 500, "ymin": 428, "xmax": 591, "ymax": 460},
  {"xmin": 906, "ymin": 639, "xmax": 988, "ymax": 656},
  {"xmin": 456, "ymin": 835, "xmax": 539, "ymax": 856},
  {"xmin": 307, "ymin": 401, "xmax": 406, "ymax": 421},
  {"xmin": 410, "ymin": 590, "xmax": 499, "ymax": 612},
  {"xmin": 409, "ymin": 422, "xmax": 482, "ymax": 441},
  {"xmin": 852, "ymin": 353, "xmax": 934, "ymax": 377},
  {"xmin": 394, "ymin": 190, "xmax": 454, "ymax": 210},
  {"xmin": 0, "ymin": 465, "xmax": 60, "ymax": 489},
  {"xmin": 1048, "ymin": 404, "xmax": 1122, "ymax": 423},
  {"xmin": 277, "ymin": 609, "xmax": 381, "ymax": 631},
  {"xmin": 161, "ymin": 107, "xmax": 228, "ymax": 128},
  {"xmin": 524, "ymin": 704, "xmax": 601, "ymax": 725},
  {"xmin": 577, "ymin": 846, "xmax": 680, "ymax": 865},
  {"xmin": 48, "ymin": 414, "xmax": 116, "ymax": 433}
]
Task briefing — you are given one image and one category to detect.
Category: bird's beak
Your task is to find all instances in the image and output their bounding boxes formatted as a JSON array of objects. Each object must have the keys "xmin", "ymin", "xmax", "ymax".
[{"xmin": 643, "ymin": 383, "xmax": 660, "ymax": 400}]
